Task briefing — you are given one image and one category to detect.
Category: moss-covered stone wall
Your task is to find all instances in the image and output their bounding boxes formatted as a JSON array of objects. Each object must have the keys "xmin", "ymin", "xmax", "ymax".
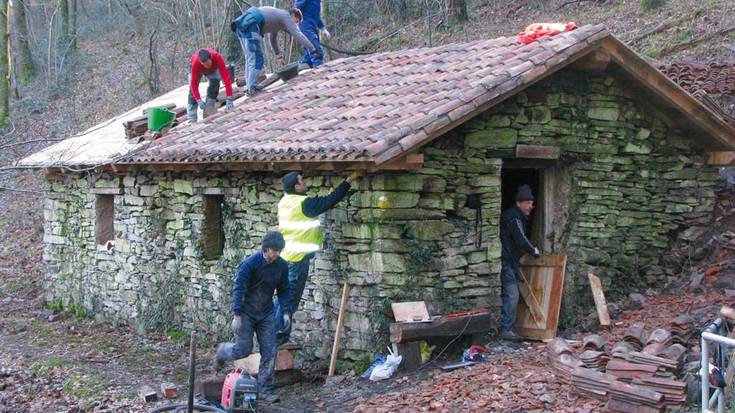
[
  {"xmin": 41, "ymin": 68, "xmax": 718, "ymax": 359},
  {"xmin": 458, "ymin": 70, "xmax": 718, "ymax": 320}
]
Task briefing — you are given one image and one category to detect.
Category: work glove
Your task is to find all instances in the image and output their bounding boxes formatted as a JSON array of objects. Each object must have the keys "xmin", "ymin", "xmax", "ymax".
[
  {"xmin": 313, "ymin": 49, "xmax": 323, "ymax": 61},
  {"xmin": 320, "ymin": 28, "xmax": 331, "ymax": 39},
  {"xmin": 231, "ymin": 315, "xmax": 242, "ymax": 333},
  {"xmin": 197, "ymin": 99, "xmax": 205, "ymax": 110},
  {"xmin": 282, "ymin": 312, "xmax": 292, "ymax": 332},
  {"xmin": 225, "ymin": 98, "xmax": 234, "ymax": 112},
  {"xmin": 532, "ymin": 247, "xmax": 540, "ymax": 258}
]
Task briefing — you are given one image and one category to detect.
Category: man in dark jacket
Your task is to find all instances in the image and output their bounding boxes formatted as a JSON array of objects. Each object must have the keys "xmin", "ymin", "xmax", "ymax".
[
  {"xmin": 273, "ymin": 171, "xmax": 354, "ymax": 344},
  {"xmin": 213, "ymin": 231, "xmax": 290, "ymax": 403},
  {"xmin": 498, "ymin": 184, "xmax": 541, "ymax": 342}
]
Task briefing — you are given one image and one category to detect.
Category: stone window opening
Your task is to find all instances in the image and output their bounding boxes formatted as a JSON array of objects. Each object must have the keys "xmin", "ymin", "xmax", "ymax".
[
  {"xmin": 95, "ymin": 195, "xmax": 115, "ymax": 248},
  {"xmin": 201, "ymin": 195, "xmax": 225, "ymax": 260}
]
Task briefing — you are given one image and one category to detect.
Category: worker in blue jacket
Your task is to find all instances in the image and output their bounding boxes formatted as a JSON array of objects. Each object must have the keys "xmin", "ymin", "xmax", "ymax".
[
  {"xmin": 213, "ymin": 231, "xmax": 291, "ymax": 403},
  {"xmin": 295, "ymin": 0, "xmax": 328, "ymax": 68}
]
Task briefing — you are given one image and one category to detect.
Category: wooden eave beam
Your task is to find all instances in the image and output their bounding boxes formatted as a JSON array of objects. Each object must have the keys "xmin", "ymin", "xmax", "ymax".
[
  {"xmin": 600, "ymin": 36, "xmax": 735, "ymax": 150},
  {"xmin": 707, "ymin": 151, "xmax": 735, "ymax": 166}
]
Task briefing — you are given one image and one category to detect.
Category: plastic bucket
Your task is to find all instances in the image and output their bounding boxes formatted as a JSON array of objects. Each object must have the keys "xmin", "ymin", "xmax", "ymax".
[{"xmin": 147, "ymin": 107, "xmax": 176, "ymax": 132}]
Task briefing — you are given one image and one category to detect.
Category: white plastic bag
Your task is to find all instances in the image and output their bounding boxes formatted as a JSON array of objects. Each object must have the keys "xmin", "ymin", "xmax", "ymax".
[{"xmin": 369, "ymin": 347, "xmax": 402, "ymax": 381}]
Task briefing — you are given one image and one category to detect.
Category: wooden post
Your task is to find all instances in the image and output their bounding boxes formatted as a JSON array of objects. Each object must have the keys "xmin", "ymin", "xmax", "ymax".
[
  {"xmin": 328, "ymin": 282, "xmax": 349, "ymax": 376},
  {"xmin": 588, "ymin": 273, "xmax": 611, "ymax": 327}
]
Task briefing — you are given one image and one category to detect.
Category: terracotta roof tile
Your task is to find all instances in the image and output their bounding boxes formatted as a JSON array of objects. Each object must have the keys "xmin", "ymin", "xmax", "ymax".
[{"xmin": 121, "ymin": 24, "xmax": 610, "ymax": 165}]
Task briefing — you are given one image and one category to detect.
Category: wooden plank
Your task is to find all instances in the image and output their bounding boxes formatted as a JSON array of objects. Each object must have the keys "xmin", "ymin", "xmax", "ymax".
[
  {"xmin": 707, "ymin": 151, "xmax": 735, "ymax": 165},
  {"xmin": 390, "ymin": 312, "xmax": 492, "ymax": 343},
  {"xmin": 90, "ymin": 187, "xmax": 123, "ymax": 195},
  {"xmin": 391, "ymin": 301, "xmax": 430, "ymax": 322},
  {"xmin": 588, "ymin": 272, "xmax": 611, "ymax": 326},
  {"xmin": 328, "ymin": 282, "xmax": 350, "ymax": 376},
  {"xmin": 515, "ymin": 254, "xmax": 567, "ymax": 340},
  {"xmin": 515, "ymin": 144, "xmax": 561, "ymax": 159},
  {"xmin": 517, "ymin": 268, "xmax": 547, "ymax": 324}
]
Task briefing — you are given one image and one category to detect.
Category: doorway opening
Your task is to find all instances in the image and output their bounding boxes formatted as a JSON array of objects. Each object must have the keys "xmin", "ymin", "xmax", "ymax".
[{"xmin": 501, "ymin": 167, "xmax": 543, "ymax": 248}]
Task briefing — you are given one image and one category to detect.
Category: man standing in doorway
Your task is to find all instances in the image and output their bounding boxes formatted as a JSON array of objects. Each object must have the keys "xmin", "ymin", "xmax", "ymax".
[
  {"xmin": 295, "ymin": 0, "xmax": 329, "ymax": 68},
  {"xmin": 187, "ymin": 48, "xmax": 234, "ymax": 123},
  {"xmin": 232, "ymin": 6, "xmax": 320, "ymax": 95},
  {"xmin": 498, "ymin": 184, "xmax": 540, "ymax": 342},
  {"xmin": 213, "ymin": 232, "xmax": 290, "ymax": 403},
  {"xmin": 274, "ymin": 172, "xmax": 353, "ymax": 344}
]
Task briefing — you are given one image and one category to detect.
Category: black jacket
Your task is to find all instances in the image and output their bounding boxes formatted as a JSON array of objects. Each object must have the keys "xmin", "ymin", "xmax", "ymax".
[
  {"xmin": 499, "ymin": 206, "xmax": 537, "ymax": 269},
  {"xmin": 287, "ymin": 180, "xmax": 351, "ymax": 218},
  {"xmin": 231, "ymin": 251, "xmax": 290, "ymax": 317}
]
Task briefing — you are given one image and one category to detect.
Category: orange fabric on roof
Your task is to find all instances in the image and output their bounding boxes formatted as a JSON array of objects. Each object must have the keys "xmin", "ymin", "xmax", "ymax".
[{"xmin": 518, "ymin": 22, "xmax": 577, "ymax": 44}]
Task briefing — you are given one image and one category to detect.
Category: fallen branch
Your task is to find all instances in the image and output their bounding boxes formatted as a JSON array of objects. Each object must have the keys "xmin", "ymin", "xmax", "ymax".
[
  {"xmin": 321, "ymin": 42, "xmax": 374, "ymax": 56},
  {"xmin": 629, "ymin": 19, "xmax": 681, "ymax": 44},
  {"xmin": 660, "ymin": 26, "xmax": 735, "ymax": 57},
  {"xmin": 0, "ymin": 138, "xmax": 63, "ymax": 150},
  {"xmin": 558, "ymin": 0, "xmax": 604, "ymax": 10}
]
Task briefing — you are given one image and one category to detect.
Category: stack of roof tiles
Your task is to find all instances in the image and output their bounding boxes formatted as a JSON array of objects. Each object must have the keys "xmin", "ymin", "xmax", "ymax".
[
  {"xmin": 580, "ymin": 334, "xmax": 610, "ymax": 370},
  {"xmin": 658, "ymin": 62, "xmax": 735, "ymax": 125},
  {"xmin": 670, "ymin": 315, "xmax": 695, "ymax": 345},
  {"xmin": 607, "ymin": 380, "xmax": 665, "ymax": 413},
  {"xmin": 572, "ymin": 367, "xmax": 617, "ymax": 401},
  {"xmin": 623, "ymin": 323, "xmax": 647, "ymax": 351},
  {"xmin": 631, "ymin": 377, "xmax": 687, "ymax": 408},
  {"xmin": 546, "ymin": 338, "xmax": 584, "ymax": 383}
]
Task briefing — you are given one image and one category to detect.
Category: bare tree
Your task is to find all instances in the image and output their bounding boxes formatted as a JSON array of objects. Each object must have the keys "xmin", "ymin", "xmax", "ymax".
[
  {"xmin": 69, "ymin": 0, "xmax": 77, "ymax": 50},
  {"xmin": 13, "ymin": 0, "xmax": 34, "ymax": 85},
  {"xmin": 0, "ymin": 0, "xmax": 10, "ymax": 127},
  {"xmin": 446, "ymin": 0, "xmax": 467, "ymax": 23}
]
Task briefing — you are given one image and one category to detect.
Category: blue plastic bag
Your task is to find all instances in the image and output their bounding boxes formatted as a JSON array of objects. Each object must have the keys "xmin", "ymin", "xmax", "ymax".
[{"xmin": 360, "ymin": 355, "xmax": 387, "ymax": 380}]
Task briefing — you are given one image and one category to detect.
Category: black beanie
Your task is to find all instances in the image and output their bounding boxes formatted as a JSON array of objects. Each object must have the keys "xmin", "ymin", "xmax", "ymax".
[
  {"xmin": 514, "ymin": 184, "xmax": 534, "ymax": 202},
  {"xmin": 282, "ymin": 172, "xmax": 300, "ymax": 194},
  {"xmin": 262, "ymin": 231, "xmax": 286, "ymax": 251}
]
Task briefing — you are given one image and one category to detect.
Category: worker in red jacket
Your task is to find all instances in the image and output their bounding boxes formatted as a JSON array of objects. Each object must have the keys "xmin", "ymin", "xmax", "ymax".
[{"xmin": 187, "ymin": 48, "xmax": 234, "ymax": 123}]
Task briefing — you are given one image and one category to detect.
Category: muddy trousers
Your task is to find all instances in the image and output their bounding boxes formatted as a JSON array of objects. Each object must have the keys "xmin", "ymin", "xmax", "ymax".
[
  {"xmin": 216, "ymin": 311, "xmax": 277, "ymax": 393},
  {"xmin": 500, "ymin": 265, "xmax": 520, "ymax": 332}
]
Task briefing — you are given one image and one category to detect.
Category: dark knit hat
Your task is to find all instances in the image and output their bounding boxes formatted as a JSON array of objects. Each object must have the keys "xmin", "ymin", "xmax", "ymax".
[
  {"xmin": 514, "ymin": 184, "xmax": 535, "ymax": 202},
  {"xmin": 262, "ymin": 231, "xmax": 286, "ymax": 251},
  {"xmin": 282, "ymin": 172, "xmax": 300, "ymax": 193}
]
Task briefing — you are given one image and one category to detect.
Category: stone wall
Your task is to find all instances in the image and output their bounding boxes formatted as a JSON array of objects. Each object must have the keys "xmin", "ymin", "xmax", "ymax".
[
  {"xmin": 42, "ymin": 148, "xmax": 502, "ymax": 360},
  {"xmin": 41, "ymin": 69, "xmax": 718, "ymax": 360},
  {"xmin": 458, "ymin": 70, "xmax": 718, "ymax": 319}
]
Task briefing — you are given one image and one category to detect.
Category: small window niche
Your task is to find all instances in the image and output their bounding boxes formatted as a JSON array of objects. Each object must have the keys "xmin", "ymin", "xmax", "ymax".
[
  {"xmin": 202, "ymin": 195, "xmax": 225, "ymax": 259},
  {"xmin": 95, "ymin": 195, "xmax": 115, "ymax": 250}
]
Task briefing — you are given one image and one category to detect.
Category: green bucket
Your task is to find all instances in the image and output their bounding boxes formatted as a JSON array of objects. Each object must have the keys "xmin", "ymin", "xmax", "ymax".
[{"xmin": 147, "ymin": 107, "xmax": 176, "ymax": 132}]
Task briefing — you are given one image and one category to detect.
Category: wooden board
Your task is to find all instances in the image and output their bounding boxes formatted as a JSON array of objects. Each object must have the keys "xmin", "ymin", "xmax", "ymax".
[
  {"xmin": 515, "ymin": 254, "xmax": 567, "ymax": 340},
  {"xmin": 588, "ymin": 272, "xmax": 611, "ymax": 326},
  {"xmin": 391, "ymin": 301, "xmax": 430, "ymax": 322},
  {"xmin": 390, "ymin": 312, "xmax": 492, "ymax": 343}
]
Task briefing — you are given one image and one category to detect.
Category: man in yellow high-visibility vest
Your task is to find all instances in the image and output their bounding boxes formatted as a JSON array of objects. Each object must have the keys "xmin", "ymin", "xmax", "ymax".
[{"xmin": 274, "ymin": 171, "xmax": 354, "ymax": 344}]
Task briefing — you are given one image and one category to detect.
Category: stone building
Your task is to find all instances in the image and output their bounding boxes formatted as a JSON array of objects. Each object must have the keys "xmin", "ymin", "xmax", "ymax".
[{"xmin": 20, "ymin": 25, "xmax": 735, "ymax": 360}]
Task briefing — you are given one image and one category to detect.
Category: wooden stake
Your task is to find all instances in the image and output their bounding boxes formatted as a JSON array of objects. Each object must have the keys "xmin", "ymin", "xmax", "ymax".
[
  {"xmin": 328, "ymin": 282, "xmax": 350, "ymax": 377},
  {"xmin": 588, "ymin": 273, "xmax": 611, "ymax": 327}
]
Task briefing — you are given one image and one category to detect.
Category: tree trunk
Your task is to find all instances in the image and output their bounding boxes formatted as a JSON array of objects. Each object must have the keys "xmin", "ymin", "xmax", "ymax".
[
  {"xmin": 59, "ymin": 0, "xmax": 69, "ymax": 50},
  {"xmin": 321, "ymin": 0, "xmax": 330, "ymax": 60},
  {"xmin": 69, "ymin": 0, "xmax": 77, "ymax": 50},
  {"xmin": 13, "ymin": 0, "xmax": 34, "ymax": 85},
  {"xmin": 446, "ymin": 0, "xmax": 467, "ymax": 23},
  {"xmin": 0, "ymin": 0, "xmax": 10, "ymax": 126}
]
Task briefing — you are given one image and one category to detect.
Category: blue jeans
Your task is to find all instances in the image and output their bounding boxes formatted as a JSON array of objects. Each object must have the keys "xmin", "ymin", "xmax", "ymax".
[
  {"xmin": 216, "ymin": 311, "xmax": 277, "ymax": 393},
  {"xmin": 238, "ymin": 31, "xmax": 264, "ymax": 91},
  {"xmin": 274, "ymin": 253, "xmax": 313, "ymax": 343},
  {"xmin": 186, "ymin": 70, "xmax": 222, "ymax": 121},
  {"xmin": 500, "ymin": 266, "xmax": 520, "ymax": 332},
  {"xmin": 299, "ymin": 25, "xmax": 323, "ymax": 68}
]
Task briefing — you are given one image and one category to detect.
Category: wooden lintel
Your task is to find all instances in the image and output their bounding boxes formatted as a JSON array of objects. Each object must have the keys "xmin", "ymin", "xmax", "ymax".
[
  {"xmin": 515, "ymin": 144, "xmax": 560, "ymax": 159},
  {"xmin": 707, "ymin": 151, "xmax": 735, "ymax": 165},
  {"xmin": 571, "ymin": 49, "xmax": 611, "ymax": 71},
  {"xmin": 90, "ymin": 187, "xmax": 123, "ymax": 195},
  {"xmin": 373, "ymin": 153, "xmax": 424, "ymax": 171}
]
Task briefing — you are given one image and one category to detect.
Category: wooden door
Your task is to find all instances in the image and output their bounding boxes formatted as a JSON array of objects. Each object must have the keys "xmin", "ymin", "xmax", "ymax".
[{"xmin": 514, "ymin": 254, "xmax": 567, "ymax": 340}]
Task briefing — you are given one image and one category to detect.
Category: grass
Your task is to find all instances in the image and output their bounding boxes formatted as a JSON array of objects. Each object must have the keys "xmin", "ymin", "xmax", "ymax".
[
  {"xmin": 31, "ymin": 358, "xmax": 74, "ymax": 377},
  {"xmin": 63, "ymin": 374, "xmax": 107, "ymax": 409}
]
